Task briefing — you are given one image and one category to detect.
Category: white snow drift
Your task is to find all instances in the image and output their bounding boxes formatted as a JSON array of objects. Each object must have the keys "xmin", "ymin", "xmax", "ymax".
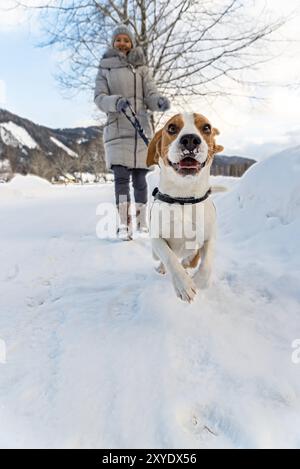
[{"xmin": 0, "ymin": 174, "xmax": 54, "ymax": 199}]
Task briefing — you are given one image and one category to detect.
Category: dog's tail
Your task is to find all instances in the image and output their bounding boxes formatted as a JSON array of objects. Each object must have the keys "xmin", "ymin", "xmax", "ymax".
[{"xmin": 211, "ymin": 185, "xmax": 228, "ymax": 193}]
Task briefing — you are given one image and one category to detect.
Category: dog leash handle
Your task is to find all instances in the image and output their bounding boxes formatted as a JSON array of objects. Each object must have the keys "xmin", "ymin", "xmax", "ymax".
[{"xmin": 122, "ymin": 104, "xmax": 150, "ymax": 147}]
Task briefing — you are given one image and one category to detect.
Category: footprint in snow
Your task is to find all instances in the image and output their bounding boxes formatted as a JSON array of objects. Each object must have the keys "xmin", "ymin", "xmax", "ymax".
[
  {"xmin": 176, "ymin": 403, "xmax": 218, "ymax": 442},
  {"xmin": 108, "ymin": 283, "xmax": 144, "ymax": 320},
  {"xmin": 26, "ymin": 296, "xmax": 46, "ymax": 308},
  {"xmin": 4, "ymin": 264, "xmax": 20, "ymax": 282}
]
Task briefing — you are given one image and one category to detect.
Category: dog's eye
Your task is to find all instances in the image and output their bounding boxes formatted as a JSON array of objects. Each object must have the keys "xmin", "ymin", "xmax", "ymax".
[
  {"xmin": 167, "ymin": 124, "xmax": 178, "ymax": 135},
  {"xmin": 203, "ymin": 124, "xmax": 211, "ymax": 134}
]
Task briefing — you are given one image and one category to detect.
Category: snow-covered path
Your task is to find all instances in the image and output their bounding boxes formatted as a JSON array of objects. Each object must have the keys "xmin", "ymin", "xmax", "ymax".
[{"xmin": 0, "ymin": 164, "xmax": 299, "ymax": 448}]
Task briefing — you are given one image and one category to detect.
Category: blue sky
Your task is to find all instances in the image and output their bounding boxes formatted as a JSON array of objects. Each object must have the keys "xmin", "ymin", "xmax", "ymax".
[
  {"xmin": 0, "ymin": 5, "xmax": 95, "ymax": 129},
  {"xmin": 0, "ymin": 0, "xmax": 300, "ymax": 157}
]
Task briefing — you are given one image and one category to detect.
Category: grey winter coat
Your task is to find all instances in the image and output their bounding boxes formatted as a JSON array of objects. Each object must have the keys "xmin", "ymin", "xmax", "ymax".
[{"xmin": 94, "ymin": 46, "xmax": 163, "ymax": 170}]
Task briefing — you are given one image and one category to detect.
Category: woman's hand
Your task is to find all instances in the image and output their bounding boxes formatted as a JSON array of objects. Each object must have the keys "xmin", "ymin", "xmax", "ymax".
[
  {"xmin": 157, "ymin": 97, "xmax": 170, "ymax": 112},
  {"xmin": 116, "ymin": 97, "xmax": 130, "ymax": 112}
]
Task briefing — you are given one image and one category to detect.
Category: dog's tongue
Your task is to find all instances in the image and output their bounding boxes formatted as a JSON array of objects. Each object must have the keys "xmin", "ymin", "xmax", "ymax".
[{"xmin": 179, "ymin": 157, "xmax": 199, "ymax": 168}]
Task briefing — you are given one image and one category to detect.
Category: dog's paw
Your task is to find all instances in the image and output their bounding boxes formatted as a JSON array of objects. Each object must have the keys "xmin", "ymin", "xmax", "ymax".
[
  {"xmin": 172, "ymin": 270, "xmax": 197, "ymax": 303},
  {"xmin": 194, "ymin": 268, "xmax": 211, "ymax": 290},
  {"xmin": 155, "ymin": 262, "xmax": 166, "ymax": 275}
]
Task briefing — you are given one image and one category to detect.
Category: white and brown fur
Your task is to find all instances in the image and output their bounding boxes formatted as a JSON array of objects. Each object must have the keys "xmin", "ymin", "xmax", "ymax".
[{"xmin": 147, "ymin": 112, "xmax": 224, "ymax": 303}]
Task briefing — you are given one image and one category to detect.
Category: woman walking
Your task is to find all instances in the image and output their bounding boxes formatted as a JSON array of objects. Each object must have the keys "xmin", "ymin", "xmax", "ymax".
[{"xmin": 94, "ymin": 24, "xmax": 170, "ymax": 240}]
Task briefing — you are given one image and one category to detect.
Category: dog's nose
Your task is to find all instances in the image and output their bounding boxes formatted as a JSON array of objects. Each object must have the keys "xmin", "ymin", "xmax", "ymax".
[{"xmin": 179, "ymin": 134, "xmax": 201, "ymax": 152}]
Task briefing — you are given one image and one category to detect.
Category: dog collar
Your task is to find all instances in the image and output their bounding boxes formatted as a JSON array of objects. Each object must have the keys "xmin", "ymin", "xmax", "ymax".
[{"xmin": 152, "ymin": 187, "xmax": 211, "ymax": 205}]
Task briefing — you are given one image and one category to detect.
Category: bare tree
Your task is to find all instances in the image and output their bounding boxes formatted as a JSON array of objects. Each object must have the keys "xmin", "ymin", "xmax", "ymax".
[
  {"xmin": 17, "ymin": 0, "xmax": 287, "ymax": 105},
  {"xmin": 0, "ymin": 157, "xmax": 13, "ymax": 182},
  {"xmin": 30, "ymin": 150, "xmax": 54, "ymax": 181},
  {"xmin": 52, "ymin": 150, "xmax": 75, "ymax": 182},
  {"xmin": 90, "ymin": 157, "xmax": 107, "ymax": 183}
]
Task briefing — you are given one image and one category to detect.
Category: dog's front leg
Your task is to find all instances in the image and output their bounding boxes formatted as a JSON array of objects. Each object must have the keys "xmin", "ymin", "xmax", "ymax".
[
  {"xmin": 152, "ymin": 238, "xmax": 197, "ymax": 303},
  {"xmin": 193, "ymin": 237, "xmax": 215, "ymax": 289}
]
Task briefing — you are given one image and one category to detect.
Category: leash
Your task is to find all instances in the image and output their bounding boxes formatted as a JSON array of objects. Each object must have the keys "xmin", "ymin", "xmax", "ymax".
[{"xmin": 122, "ymin": 103, "xmax": 150, "ymax": 146}]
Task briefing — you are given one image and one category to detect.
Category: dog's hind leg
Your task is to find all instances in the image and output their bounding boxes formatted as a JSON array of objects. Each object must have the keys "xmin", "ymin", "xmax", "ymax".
[
  {"xmin": 152, "ymin": 249, "xmax": 160, "ymax": 261},
  {"xmin": 153, "ymin": 249, "xmax": 166, "ymax": 275},
  {"xmin": 155, "ymin": 262, "xmax": 166, "ymax": 275},
  {"xmin": 193, "ymin": 238, "xmax": 215, "ymax": 289},
  {"xmin": 182, "ymin": 248, "xmax": 202, "ymax": 270}
]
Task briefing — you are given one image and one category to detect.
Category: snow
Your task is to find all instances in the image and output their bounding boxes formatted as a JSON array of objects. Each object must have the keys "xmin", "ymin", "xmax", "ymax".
[
  {"xmin": 0, "ymin": 174, "xmax": 53, "ymax": 199},
  {"xmin": 50, "ymin": 136, "xmax": 79, "ymax": 158},
  {"xmin": 77, "ymin": 138, "xmax": 89, "ymax": 144},
  {"xmin": 0, "ymin": 121, "xmax": 38, "ymax": 149},
  {"xmin": 217, "ymin": 145, "xmax": 300, "ymax": 272},
  {"xmin": 0, "ymin": 149, "xmax": 299, "ymax": 449},
  {"xmin": 218, "ymin": 145, "xmax": 300, "ymax": 235}
]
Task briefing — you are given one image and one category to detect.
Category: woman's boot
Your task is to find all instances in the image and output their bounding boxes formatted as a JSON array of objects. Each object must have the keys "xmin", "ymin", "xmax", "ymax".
[
  {"xmin": 135, "ymin": 203, "xmax": 149, "ymax": 234},
  {"xmin": 117, "ymin": 202, "xmax": 133, "ymax": 241}
]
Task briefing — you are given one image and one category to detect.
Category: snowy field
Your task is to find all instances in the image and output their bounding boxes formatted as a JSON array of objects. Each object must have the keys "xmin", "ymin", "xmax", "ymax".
[{"xmin": 0, "ymin": 148, "xmax": 299, "ymax": 448}]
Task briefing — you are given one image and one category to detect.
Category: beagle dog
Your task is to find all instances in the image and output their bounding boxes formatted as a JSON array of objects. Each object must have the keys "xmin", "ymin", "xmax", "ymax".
[{"xmin": 147, "ymin": 112, "xmax": 224, "ymax": 303}]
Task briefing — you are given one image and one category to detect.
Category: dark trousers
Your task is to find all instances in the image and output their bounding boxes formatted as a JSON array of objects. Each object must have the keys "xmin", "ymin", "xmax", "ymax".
[{"xmin": 112, "ymin": 165, "xmax": 148, "ymax": 205}]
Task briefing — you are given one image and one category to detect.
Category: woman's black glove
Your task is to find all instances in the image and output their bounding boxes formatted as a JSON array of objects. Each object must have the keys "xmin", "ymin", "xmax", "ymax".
[
  {"xmin": 116, "ymin": 97, "xmax": 130, "ymax": 113},
  {"xmin": 157, "ymin": 97, "xmax": 170, "ymax": 112}
]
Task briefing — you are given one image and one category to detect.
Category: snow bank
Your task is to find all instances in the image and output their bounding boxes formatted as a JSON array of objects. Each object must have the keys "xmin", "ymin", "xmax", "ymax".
[
  {"xmin": 216, "ymin": 146, "xmax": 300, "ymax": 264},
  {"xmin": 0, "ymin": 174, "xmax": 53, "ymax": 199},
  {"xmin": 0, "ymin": 122, "xmax": 38, "ymax": 149},
  {"xmin": 210, "ymin": 175, "xmax": 239, "ymax": 191}
]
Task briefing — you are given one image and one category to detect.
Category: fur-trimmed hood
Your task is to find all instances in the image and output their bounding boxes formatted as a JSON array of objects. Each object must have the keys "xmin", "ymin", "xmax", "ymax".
[{"xmin": 100, "ymin": 46, "xmax": 146, "ymax": 68}]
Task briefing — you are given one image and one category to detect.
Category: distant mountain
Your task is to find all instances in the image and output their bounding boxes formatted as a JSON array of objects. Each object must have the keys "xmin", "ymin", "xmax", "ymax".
[
  {"xmin": 0, "ymin": 108, "xmax": 255, "ymax": 182},
  {"xmin": 212, "ymin": 154, "xmax": 256, "ymax": 177},
  {"xmin": 0, "ymin": 108, "xmax": 105, "ymax": 182},
  {"xmin": 226, "ymin": 128, "xmax": 300, "ymax": 161}
]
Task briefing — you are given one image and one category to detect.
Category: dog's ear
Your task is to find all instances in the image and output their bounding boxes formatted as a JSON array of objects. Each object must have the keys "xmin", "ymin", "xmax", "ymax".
[
  {"xmin": 212, "ymin": 127, "xmax": 224, "ymax": 154},
  {"xmin": 214, "ymin": 144, "xmax": 224, "ymax": 153},
  {"xmin": 147, "ymin": 128, "xmax": 163, "ymax": 167}
]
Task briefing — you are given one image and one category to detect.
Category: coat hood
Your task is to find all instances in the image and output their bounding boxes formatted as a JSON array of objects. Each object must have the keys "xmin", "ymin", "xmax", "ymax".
[{"xmin": 100, "ymin": 46, "xmax": 146, "ymax": 68}]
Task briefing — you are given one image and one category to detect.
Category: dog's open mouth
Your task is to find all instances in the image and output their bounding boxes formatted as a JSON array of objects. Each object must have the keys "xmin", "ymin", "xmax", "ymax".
[{"xmin": 168, "ymin": 156, "xmax": 205, "ymax": 175}]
